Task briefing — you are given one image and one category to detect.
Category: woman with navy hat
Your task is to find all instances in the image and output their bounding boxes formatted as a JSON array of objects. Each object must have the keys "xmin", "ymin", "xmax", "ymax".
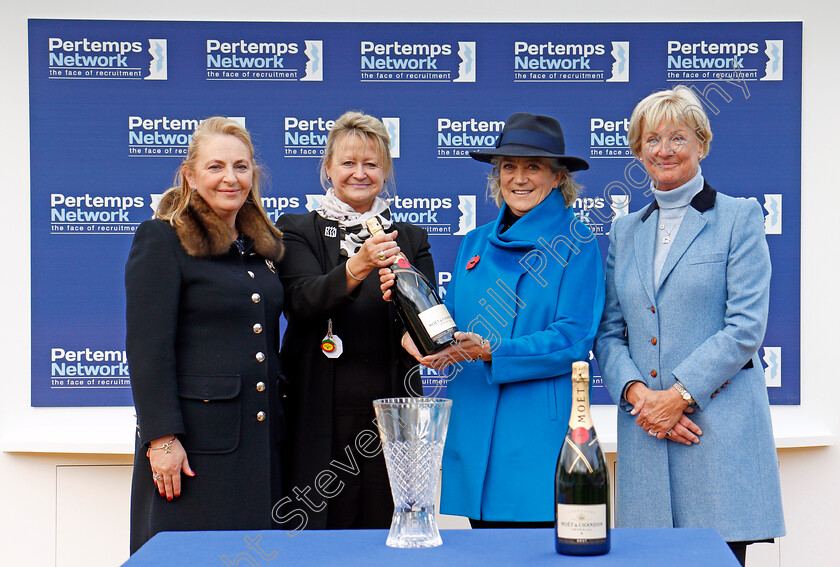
[{"xmin": 382, "ymin": 112, "xmax": 605, "ymax": 527}]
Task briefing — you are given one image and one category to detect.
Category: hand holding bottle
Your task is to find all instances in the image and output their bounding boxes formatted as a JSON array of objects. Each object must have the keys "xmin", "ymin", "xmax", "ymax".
[
  {"xmin": 412, "ymin": 331, "xmax": 490, "ymax": 369},
  {"xmin": 345, "ymin": 229, "xmax": 400, "ymax": 289},
  {"xmin": 367, "ymin": 218, "xmax": 457, "ymax": 355}
]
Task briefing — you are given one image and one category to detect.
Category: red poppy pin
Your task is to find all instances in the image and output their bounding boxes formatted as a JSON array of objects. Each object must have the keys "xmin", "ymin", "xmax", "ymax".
[{"xmin": 466, "ymin": 255, "xmax": 480, "ymax": 270}]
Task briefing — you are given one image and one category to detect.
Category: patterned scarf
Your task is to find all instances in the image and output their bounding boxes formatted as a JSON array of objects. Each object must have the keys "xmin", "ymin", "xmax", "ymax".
[{"xmin": 316, "ymin": 188, "xmax": 393, "ymax": 257}]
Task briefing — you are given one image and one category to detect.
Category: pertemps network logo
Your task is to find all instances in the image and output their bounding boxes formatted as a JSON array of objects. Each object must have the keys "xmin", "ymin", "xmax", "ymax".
[
  {"xmin": 573, "ymin": 197, "xmax": 608, "ymax": 237},
  {"xmin": 284, "ymin": 116, "xmax": 335, "ymax": 158},
  {"xmin": 382, "ymin": 118, "xmax": 400, "ymax": 158},
  {"xmin": 436, "ymin": 117, "xmax": 505, "ymax": 158},
  {"xmin": 666, "ymin": 39, "xmax": 784, "ymax": 83},
  {"xmin": 50, "ymin": 193, "xmax": 146, "ymax": 235},
  {"xmin": 763, "ymin": 194, "xmax": 782, "ymax": 234},
  {"xmin": 760, "ymin": 40, "xmax": 783, "ymax": 81},
  {"xmin": 762, "ymin": 347, "xmax": 781, "ymax": 387},
  {"xmin": 47, "ymin": 37, "xmax": 167, "ymax": 80},
  {"xmin": 128, "ymin": 116, "xmax": 245, "ymax": 158},
  {"xmin": 589, "ymin": 117, "xmax": 631, "ymax": 159},
  {"xmin": 304, "ymin": 193, "xmax": 476, "ymax": 237},
  {"xmin": 360, "ymin": 40, "xmax": 475, "ymax": 83},
  {"xmin": 261, "ymin": 195, "xmax": 302, "ymax": 223},
  {"xmin": 147, "ymin": 39, "xmax": 167, "ymax": 80},
  {"xmin": 302, "ymin": 40, "xmax": 323, "ymax": 81},
  {"xmin": 283, "ymin": 116, "xmax": 397, "ymax": 158},
  {"xmin": 50, "ymin": 347, "xmax": 130, "ymax": 390},
  {"xmin": 205, "ymin": 39, "xmax": 323, "ymax": 82},
  {"xmin": 606, "ymin": 41, "xmax": 629, "ymax": 82},
  {"xmin": 390, "ymin": 194, "xmax": 473, "ymax": 236},
  {"xmin": 513, "ymin": 40, "xmax": 628, "ymax": 83}
]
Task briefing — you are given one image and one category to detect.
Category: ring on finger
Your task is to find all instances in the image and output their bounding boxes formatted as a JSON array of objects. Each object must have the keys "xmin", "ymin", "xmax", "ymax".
[
  {"xmin": 666, "ymin": 429, "xmax": 674, "ymax": 437},
  {"xmin": 648, "ymin": 429, "xmax": 655, "ymax": 437},
  {"xmin": 152, "ymin": 473, "xmax": 163, "ymax": 481},
  {"xmin": 377, "ymin": 251, "xmax": 387, "ymax": 261}
]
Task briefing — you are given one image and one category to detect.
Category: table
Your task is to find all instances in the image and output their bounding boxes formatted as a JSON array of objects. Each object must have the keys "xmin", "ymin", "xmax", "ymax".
[{"xmin": 125, "ymin": 527, "xmax": 739, "ymax": 566}]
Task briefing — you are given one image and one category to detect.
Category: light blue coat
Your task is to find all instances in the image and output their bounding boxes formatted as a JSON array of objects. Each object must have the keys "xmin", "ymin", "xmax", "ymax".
[
  {"xmin": 595, "ymin": 182, "xmax": 785, "ymax": 542},
  {"xmin": 440, "ymin": 188, "xmax": 605, "ymax": 521}
]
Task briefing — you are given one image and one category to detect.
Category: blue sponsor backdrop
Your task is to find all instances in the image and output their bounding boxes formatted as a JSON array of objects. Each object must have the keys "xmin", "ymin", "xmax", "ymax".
[{"xmin": 28, "ymin": 20, "xmax": 800, "ymax": 406}]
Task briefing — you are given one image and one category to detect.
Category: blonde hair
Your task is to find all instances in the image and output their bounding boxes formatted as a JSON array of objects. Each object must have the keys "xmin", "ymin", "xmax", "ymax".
[
  {"xmin": 486, "ymin": 157, "xmax": 581, "ymax": 209},
  {"xmin": 319, "ymin": 111, "xmax": 395, "ymax": 195},
  {"xmin": 628, "ymin": 85, "xmax": 712, "ymax": 159},
  {"xmin": 156, "ymin": 117, "xmax": 279, "ymax": 236}
]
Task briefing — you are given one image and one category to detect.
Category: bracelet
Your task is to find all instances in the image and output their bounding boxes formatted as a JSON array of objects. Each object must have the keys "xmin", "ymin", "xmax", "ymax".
[
  {"xmin": 146, "ymin": 435, "xmax": 176, "ymax": 457},
  {"xmin": 346, "ymin": 261, "xmax": 365, "ymax": 281}
]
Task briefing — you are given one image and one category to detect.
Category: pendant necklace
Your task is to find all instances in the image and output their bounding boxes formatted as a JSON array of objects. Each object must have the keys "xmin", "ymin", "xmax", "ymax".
[{"xmin": 658, "ymin": 209, "xmax": 687, "ymax": 244}]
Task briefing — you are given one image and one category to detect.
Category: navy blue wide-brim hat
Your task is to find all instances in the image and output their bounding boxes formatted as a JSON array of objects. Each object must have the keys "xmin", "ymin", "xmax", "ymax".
[{"xmin": 469, "ymin": 112, "xmax": 590, "ymax": 172}]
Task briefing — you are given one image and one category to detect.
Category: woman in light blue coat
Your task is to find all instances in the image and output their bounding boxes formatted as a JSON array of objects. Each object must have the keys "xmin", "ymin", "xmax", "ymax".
[
  {"xmin": 594, "ymin": 87, "xmax": 784, "ymax": 565},
  {"xmin": 383, "ymin": 112, "xmax": 604, "ymax": 527}
]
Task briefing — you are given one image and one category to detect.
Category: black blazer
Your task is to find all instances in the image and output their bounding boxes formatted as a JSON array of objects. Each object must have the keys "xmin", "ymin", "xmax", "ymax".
[{"xmin": 275, "ymin": 211, "xmax": 430, "ymax": 529}]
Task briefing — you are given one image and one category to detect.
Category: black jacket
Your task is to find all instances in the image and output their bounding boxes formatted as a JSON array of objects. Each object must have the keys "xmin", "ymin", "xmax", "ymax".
[
  {"xmin": 275, "ymin": 211, "xmax": 429, "ymax": 529},
  {"xmin": 126, "ymin": 194, "xmax": 284, "ymax": 553}
]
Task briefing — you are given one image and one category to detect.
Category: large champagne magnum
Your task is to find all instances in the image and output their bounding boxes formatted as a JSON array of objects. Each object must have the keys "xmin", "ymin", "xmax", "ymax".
[
  {"xmin": 366, "ymin": 218, "xmax": 457, "ymax": 355},
  {"xmin": 555, "ymin": 361, "xmax": 610, "ymax": 556}
]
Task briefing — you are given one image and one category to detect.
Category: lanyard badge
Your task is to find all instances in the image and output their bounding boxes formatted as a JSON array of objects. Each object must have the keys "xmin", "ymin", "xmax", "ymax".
[{"xmin": 321, "ymin": 318, "xmax": 343, "ymax": 359}]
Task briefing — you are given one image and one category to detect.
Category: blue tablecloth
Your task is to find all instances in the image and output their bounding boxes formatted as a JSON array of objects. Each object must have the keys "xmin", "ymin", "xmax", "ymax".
[{"xmin": 125, "ymin": 527, "xmax": 739, "ymax": 566}]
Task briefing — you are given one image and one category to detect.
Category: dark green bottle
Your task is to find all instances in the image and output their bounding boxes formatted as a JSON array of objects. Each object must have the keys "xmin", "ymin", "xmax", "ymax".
[{"xmin": 555, "ymin": 361, "xmax": 610, "ymax": 555}]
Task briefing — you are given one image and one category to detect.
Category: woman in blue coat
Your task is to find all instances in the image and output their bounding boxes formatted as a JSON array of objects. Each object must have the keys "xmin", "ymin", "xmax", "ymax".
[
  {"xmin": 594, "ymin": 87, "xmax": 784, "ymax": 565},
  {"xmin": 384, "ymin": 113, "xmax": 604, "ymax": 527}
]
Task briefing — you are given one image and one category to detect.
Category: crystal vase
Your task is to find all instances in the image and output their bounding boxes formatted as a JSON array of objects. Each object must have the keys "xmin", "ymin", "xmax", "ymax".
[{"xmin": 373, "ymin": 397, "xmax": 452, "ymax": 548}]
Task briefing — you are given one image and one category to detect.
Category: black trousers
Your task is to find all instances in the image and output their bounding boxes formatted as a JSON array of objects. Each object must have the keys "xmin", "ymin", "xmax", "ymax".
[{"xmin": 728, "ymin": 539, "xmax": 774, "ymax": 567}]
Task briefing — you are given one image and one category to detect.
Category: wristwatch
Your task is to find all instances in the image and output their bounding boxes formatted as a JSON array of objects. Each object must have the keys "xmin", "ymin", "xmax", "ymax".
[{"xmin": 673, "ymin": 381, "xmax": 695, "ymax": 405}]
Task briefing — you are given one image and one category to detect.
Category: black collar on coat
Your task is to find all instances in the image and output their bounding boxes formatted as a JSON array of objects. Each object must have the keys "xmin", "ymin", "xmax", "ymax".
[{"xmin": 640, "ymin": 180, "xmax": 717, "ymax": 222}]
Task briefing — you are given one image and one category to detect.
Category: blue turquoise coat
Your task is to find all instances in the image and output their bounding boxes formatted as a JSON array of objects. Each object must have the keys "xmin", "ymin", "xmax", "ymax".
[
  {"xmin": 594, "ymin": 182, "xmax": 785, "ymax": 542},
  {"xmin": 440, "ymin": 188, "xmax": 605, "ymax": 521}
]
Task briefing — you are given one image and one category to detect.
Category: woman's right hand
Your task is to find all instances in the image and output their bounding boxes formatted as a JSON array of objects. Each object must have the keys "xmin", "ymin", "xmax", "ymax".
[
  {"xmin": 148, "ymin": 436, "xmax": 194, "ymax": 501},
  {"xmin": 345, "ymin": 230, "xmax": 400, "ymax": 284}
]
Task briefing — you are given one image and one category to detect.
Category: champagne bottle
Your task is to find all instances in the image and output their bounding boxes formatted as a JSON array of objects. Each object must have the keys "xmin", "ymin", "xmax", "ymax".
[
  {"xmin": 555, "ymin": 361, "xmax": 610, "ymax": 556},
  {"xmin": 366, "ymin": 218, "xmax": 457, "ymax": 356}
]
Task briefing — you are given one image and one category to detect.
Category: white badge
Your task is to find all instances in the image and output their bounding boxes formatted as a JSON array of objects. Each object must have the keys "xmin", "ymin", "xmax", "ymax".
[{"xmin": 320, "ymin": 319, "xmax": 343, "ymax": 358}]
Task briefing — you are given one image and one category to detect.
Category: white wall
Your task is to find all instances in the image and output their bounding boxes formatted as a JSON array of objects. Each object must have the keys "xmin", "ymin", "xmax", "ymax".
[{"xmin": 2, "ymin": 2, "xmax": 838, "ymax": 566}]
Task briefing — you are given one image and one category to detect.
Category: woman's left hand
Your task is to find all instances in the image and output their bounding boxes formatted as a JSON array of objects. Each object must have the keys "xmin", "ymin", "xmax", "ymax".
[
  {"xmin": 419, "ymin": 331, "xmax": 490, "ymax": 369},
  {"xmin": 379, "ymin": 268, "xmax": 395, "ymax": 301}
]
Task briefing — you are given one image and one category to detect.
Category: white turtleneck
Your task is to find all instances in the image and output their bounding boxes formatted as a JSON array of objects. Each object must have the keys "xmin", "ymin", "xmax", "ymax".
[{"xmin": 651, "ymin": 166, "xmax": 704, "ymax": 291}]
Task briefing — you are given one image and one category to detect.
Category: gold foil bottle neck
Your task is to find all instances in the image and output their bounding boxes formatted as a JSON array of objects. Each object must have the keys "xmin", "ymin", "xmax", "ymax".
[
  {"xmin": 365, "ymin": 217, "xmax": 383, "ymax": 235},
  {"xmin": 571, "ymin": 361, "xmax": 590, "ymax": 383},
  {"xmin": 364, "ymin": 217, "xmax": 408, "ymax": 263}
]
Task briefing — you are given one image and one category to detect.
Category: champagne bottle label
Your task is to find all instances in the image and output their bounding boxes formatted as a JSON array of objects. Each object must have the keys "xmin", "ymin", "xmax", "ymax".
[
  {"xmin": 418, "ymin": 304, "xmax": 456, "ymax": 337},
  {"xmin": 556, "ymin": 504, "xmax": 607, "ymax": 540}
]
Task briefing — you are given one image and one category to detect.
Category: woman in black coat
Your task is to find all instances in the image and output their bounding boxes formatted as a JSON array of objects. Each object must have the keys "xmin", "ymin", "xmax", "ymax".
[
  {"xmin": 126, "ymin": 117, "xmax": 285, "ymax": 553},
  {"xmin": 275, "ymin": 111, "xmax": 427, "ymax": 530}
]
